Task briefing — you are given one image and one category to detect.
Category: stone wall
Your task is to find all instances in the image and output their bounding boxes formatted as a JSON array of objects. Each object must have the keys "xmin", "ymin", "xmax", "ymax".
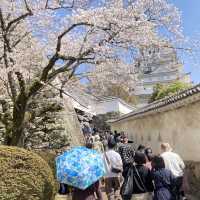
[
  {"xmin": 185, "ymin": 161, "xmax": 200, "ymax": 198},
  {"xmin": 62, "ymin": 97, "xmax": 85, "ymax": 147},
  {"xmin": 0, "ymin": 90, "xmax": 84, "ymax": 148}
]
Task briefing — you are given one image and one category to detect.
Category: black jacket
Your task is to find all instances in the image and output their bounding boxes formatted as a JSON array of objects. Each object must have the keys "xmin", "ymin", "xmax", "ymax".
[{"xmin": 132, "ymin": 165, "xmax": 154, "ymax": 194}]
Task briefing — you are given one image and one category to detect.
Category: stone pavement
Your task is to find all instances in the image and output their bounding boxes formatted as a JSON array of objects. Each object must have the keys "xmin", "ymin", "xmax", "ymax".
[
  {"xmin": 55, "ymin": 192, "xmax": 108, "ymax": 200},
  {"xmin": 55, "ymin": 193, "xmax": 198, "ymax": 200},
  {"xmin": 55, "ymin": 184, "xmax": 197, "ymax": 200},
  {"xmin": 55, "ymin": 194, "xmax": 70, "ymax": 200}
]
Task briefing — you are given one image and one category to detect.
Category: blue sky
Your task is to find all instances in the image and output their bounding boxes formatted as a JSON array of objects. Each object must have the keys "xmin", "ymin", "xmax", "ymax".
[
  {"xmin": 45, "ymin": 1, "xmax": 200, "ymax": 84},
  {"xmin": 172, "ymin": 0, "xmax": 200, "ymax": 83}
]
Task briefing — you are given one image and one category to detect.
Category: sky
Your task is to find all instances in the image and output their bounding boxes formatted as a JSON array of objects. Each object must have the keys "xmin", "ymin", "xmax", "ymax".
[
  {"xmin": 171, "ymin": 0, "xmax": 200, "ymax": 84},
  {"xmin": 44, "ymin": 1, "xmax": 200, "ymax": 84},
  {"xmin": 82, "ymin": 1, "xmax": 200, "ymax": 84}
]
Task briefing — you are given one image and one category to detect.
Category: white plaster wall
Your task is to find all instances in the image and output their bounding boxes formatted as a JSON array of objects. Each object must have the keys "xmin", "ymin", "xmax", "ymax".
[
  {"xmin": 93, "ymin": 100, "xmax": 119, "ymax": 115},
  {"xmin": 118, "ymin": 102, "xmax": 134, "ymax": 114},
  {"xmin": 110, "ymin": 101, "xmax": 200, "ymax": 162}
]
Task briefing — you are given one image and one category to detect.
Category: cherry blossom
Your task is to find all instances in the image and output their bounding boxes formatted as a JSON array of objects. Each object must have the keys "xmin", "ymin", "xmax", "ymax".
[{"xmin": 0, "ymin": 0, "xmax": 182, "ymax": 146}]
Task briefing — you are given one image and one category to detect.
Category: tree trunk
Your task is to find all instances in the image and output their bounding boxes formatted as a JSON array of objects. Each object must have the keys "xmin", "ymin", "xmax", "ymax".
[
  {"xmin": 4, "ymin": 135, "xmax": 12, "ymax": 146},
  {"xmin": 10, "ymin": 94, "xmax": 28, "ymax": 146}
]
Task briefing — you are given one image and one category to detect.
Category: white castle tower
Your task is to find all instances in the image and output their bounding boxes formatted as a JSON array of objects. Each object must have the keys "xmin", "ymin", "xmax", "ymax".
[{"xmin": 133, "ymin": 44, "xmax": 191, "ymax": 107}]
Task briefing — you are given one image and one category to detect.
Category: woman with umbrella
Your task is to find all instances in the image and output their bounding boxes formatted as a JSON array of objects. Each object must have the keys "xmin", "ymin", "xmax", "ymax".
[
  {"xmin": 56, "ymin": 145, "xmax": 105, "ymax": 200},
  {"xmin": 72, "ymin": 144, "xmax": 103, "ymax": 200}
]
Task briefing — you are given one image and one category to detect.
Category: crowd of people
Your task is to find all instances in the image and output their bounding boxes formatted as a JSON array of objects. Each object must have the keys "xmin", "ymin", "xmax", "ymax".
[{"xmin": 59, "ymin": 130, "xmax": 188, "ymax": 200}]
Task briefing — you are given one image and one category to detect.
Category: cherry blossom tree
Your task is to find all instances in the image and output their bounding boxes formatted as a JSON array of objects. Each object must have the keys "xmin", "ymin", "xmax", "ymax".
[
  {"xmin": 0, "ymin": 0, "xmax": 182, "ymax": 146},
  {"xmin": 85, "ymin": 60, "xmax": 138, "ymax": 103}
]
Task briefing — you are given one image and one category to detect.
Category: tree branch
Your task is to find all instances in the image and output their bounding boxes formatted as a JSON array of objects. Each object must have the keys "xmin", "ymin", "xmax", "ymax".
[
  {"xmin": 56, "ymin": 22, "xmax": 93, "ymax": 52},
  {"xmin": 12, "ymin": 32, "xmax": 30, "ymax": 48},
  {"xmin": 28, "ymin": 21, "xmax": 118, "ymax": 99},
  {"xmin": 15, "ymin": 72, "xmax": 26, "ymax": 95},
  {"xmin": 47, "ymin": 59, "xmax": 77, "ymax": 80},
  {"xmin": 6, "ymin": 0, "xmax": 33, "ymax": 32},
  {"xmin": 0, "ymin": 8, "xmax": 5, "ymax": 31},
  {"xmin": 0, "ymin": 8, "xmax": 11, "ymax": 51},
  {"xmin": 27, "ymin": 80, "xmax": 44, "ymax": 98},
  {"xmin": 40, "ymin": 54, "xmax": 59, "ymax": 81},
  {"xmin": 7, "ymin": 71, "xmax": 17, "ymax": 102},
  {"xmin": 40, "ymin": 22, "xmax": 93, "ymax": 84}
]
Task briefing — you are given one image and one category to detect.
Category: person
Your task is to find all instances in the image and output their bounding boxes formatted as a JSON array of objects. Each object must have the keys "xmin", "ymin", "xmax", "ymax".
[
  {"xmin": 85, "ymin": 141, "xmax": 94, "ymax": 149},
  {"xmin": 72, "ymin": 181, "xmax": 103, "ymax": 200},
  {"xmin": 145, "ymin": 147, "xmax": 154, "ymax": 170},
  {"xmin": 103, "ymin": 138, "xmax": 123, "ymax": 200},
  {"xmin": 122, "ymin": 152, "xmax": 153, "ymax": 200},
  {"xmin": 115, "ymin": 135, "xmax": 123, "ymax": 152},
  {"xmin": 108, "ymin": 132, "xmax": 115, "ymax": 141},
  {"xmin": 114, "ymin": 130, "xmax": 121, "ymax": 142},
  {"xmin": 102, "ymin": 135, "xmax": 108, "ymax": 151},
  {"xmin": 137, "ymin": 145, "xmax": 146, "ymax": 153},
  {"xmin": 93, "ymin": 134, "xmax": 104, "ymax": 153},
  {"xmin": 118, "ymin": 136, "xmax": 135, "ymax": 179},
  {"xmin": 72, "ymin": 142, "xmax": 103, "ymax": 200},
  {"xmin": 58, "ymin": 183, "xmax": 71, "ymax": 195},
  {"xmin": 151, "ymin": 156, "xmax": 176, "ymax": 200},
  {"xmin": 82, "ymin": 122, "xmax": 92, "ymax": 137},
  {"xmin": 160, "ymin": 143, "xmax": 187, "ymax": 200}
]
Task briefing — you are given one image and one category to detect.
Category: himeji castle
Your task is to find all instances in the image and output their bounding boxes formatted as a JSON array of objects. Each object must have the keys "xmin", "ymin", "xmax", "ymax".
[{"xmin": 133, "ymin": 43, "xmax": 191, "ymax": 107}]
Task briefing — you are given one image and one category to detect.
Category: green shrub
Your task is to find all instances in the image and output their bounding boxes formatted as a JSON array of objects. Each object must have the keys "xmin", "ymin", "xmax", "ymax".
[
  {"xmin": 0, "ymin": 146, "xmax": 56, "ymax": 200},
  {"xmin": 35, "ymin": 150, "xmax": 59, "ymax": 191},
  {"xmin": 36, "ymin": 150, "xmax": 57, "ymax": 177},
  {"xmin": 149, "ymin": 81, "xmax": 191, "ymax": 102}
]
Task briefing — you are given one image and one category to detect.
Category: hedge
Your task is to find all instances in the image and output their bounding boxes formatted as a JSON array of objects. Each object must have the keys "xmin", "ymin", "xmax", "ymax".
[{"xmin": 0, "ymin": 146, "xmax": 56, "ymax": 200}]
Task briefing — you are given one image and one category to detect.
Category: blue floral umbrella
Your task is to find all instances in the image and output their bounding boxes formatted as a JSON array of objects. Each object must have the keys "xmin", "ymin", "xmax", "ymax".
[{"xmin": 56, "ymin": 146, "xmax": 105, "ymax": 190}]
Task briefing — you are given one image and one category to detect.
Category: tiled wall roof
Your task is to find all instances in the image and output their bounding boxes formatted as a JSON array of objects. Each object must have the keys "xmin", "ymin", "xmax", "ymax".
[{"xmin": 109, "ymin": 84, "xmax": 200, "ymax": 123}]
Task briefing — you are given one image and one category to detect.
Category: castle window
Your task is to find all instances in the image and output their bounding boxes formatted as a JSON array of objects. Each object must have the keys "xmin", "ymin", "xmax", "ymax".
[{"xmin": 143, "ymin": 66, "xmax": 152, "ymax": 74}]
